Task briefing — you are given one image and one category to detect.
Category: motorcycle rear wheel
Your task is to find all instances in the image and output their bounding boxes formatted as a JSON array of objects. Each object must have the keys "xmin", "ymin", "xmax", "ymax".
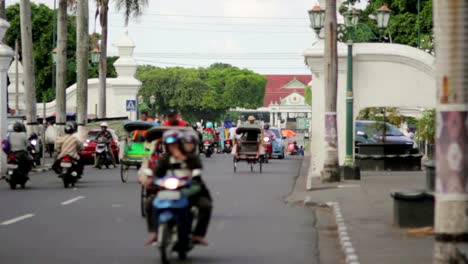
[{"xmin": 9, "ymin": 182, "xmax": 16, "ymax": 190}]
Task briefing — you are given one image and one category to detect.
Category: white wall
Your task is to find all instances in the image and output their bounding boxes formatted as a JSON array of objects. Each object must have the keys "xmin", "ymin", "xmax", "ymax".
[{"xmin": 304, "ymin": 42, "xmax": 436, "ymax": 189}]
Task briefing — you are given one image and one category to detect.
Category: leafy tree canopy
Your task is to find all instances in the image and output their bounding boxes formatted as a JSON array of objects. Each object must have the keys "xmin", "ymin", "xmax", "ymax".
[
  {"xmin": 136, "ymin": 64, "xmax": 266, "ymax": 123},
  {"xmin": 340, "ymin": 0, "xmax": 433, "ymax": 53},
  {"xmin": 6, "ymin": 3, "xmax": 117, "ymax": 102}
]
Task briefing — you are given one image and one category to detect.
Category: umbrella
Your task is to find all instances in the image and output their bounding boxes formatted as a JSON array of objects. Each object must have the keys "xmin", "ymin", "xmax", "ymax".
[{"xmin": 282, "ymin": 129, "xmax": 296, "ymax": 138}]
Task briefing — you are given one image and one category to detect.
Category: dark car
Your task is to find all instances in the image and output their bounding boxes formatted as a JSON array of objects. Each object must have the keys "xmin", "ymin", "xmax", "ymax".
[
  {"xmin": 81, "ymin": 129, "xmax": 120, "ymax": 164},
  {"xmin": 355, "ymin": 120, "xmax": 418, "ymax": 154}
]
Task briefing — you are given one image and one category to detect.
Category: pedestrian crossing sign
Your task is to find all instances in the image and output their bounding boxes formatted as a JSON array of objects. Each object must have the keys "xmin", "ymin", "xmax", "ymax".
[{"xmin": 126, "ymin": 100, "xmax": 136, "ymax": 112}]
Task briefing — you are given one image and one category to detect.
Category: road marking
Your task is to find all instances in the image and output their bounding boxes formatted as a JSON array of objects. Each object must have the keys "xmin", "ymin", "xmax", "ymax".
[
  {"xmin": 1, "ymin": 214, "xmax": 35, "ymax": 226},
  {"xmin": 61, "ymin": 196, "xmax": 85, "ymax": 205}
]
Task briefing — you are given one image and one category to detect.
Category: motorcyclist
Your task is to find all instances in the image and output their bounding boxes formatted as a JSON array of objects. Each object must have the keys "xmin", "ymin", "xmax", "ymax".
[
  {"xmin": 184, "ymin": 130, "xmax": 200, "ymax": 155},
  {"xmin": 203, "ymin": 122, "xmax": 216, "ymax": 140},
  {"xmin": 94, "ymin": 122, "xmax": 116, "ymax": 167},
  {"xmin": 53, "ymin": 122, "xmax": 84, "ymax": 177},
  {"xmin": 7, "ymin": 122, "xmax": 32, "ymax": 178},
  {"xmin": 161, "ymin": 109, "xmax": 188, "ymax": 127},
  {"xmin": 143, "ymin": 130, "xmax": 212, "ymax": 247},
  {"xmin": 263, "ymin": 123, "xmax": 276, "ymax": 141},
  {"xmin": 133, "ymin": 111, "xmax": 154, "ymax": 141}
]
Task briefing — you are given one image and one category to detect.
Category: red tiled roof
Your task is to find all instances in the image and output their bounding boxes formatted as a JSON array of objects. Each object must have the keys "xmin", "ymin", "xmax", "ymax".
[{"xmin": 263, "ymin": 75, "xmax": 312, "ymax": 107}]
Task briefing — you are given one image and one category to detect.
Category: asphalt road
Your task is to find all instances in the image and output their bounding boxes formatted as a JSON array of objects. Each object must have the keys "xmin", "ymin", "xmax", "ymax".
[{"xmin": 0, "ymin": 154, "xmax": 318, "ymax": 264}]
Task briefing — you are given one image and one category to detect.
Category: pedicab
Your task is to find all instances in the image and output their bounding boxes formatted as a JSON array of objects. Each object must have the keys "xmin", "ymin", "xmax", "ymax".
[
  {"xmin": 233, "ymin": 124, "xmax": 264, "ymax": 173},
  {"xmin": 138, "ymin": 126, "xmax": 192, "ymax": 217},
  {"xmin": 120, "ymin": 121, "xmax": 156, "ymax": 183}
]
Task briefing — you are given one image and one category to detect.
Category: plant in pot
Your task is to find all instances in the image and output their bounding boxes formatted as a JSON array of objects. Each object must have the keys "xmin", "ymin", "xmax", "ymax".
[{"xmin": 417, "ymin": 109, "xmax": 435, "ymax": 191}]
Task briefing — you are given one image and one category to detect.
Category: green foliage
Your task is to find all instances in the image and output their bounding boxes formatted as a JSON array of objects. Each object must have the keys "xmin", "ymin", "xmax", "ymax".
[
  {"xmin": 136, "ymin": 64, "xmax": 266, "ymax": 123},
  {"xmin": 340, "ymin": 0, "xmax": 433, "ymax": 53},
  {"xmin": 417, "ymin": 109, "xmax": 435, "ymax": 144},
  {"xmin": 5, "ymin": 3, "xmax": 116, "ymax": 102},
  {"xmin": 304, "ymin": 86, "xmax": 312, "ymax": 106},
  {"xmin": 357, "ymin": 107, "xmax": 405, "ymax": 141}
]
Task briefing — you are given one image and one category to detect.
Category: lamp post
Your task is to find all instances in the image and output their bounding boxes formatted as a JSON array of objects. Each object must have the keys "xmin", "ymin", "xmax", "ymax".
[{"xmin": 342, "ymin": 5, "xmax": 390, "ymax": 179}]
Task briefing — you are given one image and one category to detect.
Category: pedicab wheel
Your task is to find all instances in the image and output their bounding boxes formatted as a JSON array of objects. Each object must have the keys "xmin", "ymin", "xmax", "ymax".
[
  {"xmin": 159, "ymin": 223, "xmax": 172, "ymax": 264},
  {"xmin": 120, "ymin": 164, "xmax": 129, "ymax": 183},
  {"xmin": 250, "ymin": 162, "xmax": 253, "ymax": 172},
  {"xmin": 233, "ymin": 157, "xmax": 237, "ymax": 172},
  {"xmin": 9, "ymin": 182, "xmax": 16, "ymax": 190},
  {"xmin": 259, "ymin": 159, "xmax": 263, "ymax": 173},
  {"xmin": 140, "ymin": 185, "xmax": 146, "ymax": 217}
]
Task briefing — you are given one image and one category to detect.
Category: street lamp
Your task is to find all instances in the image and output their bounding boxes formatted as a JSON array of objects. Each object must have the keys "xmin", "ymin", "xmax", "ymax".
[
  {"xmin": 308, "ymin": 5, "xmax": 325, "ymax": 37},
  {"xmin": 376, "ymin": 4, "xmax": 391, "ymax": 30},
  {"xmin": 91, "ymin": 46, "xmax": 100, "ymax": 64}
]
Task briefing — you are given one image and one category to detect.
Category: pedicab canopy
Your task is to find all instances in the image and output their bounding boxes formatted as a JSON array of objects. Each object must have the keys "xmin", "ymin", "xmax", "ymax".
[
  {"xmin": 235, "ymin": 124, "xmax": 262, "ymax": 135},
  {"xmin": 122, "ymin": 121, "xmax": 159, "ymax": 159},
  {"xmin": 145, "ymin": 126, "xmax": 192, "ymax": 143}
]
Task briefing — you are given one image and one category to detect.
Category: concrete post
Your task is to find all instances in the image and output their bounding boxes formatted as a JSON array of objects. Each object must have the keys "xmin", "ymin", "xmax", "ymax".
[{"xmin": 0, "ymin": 19, "xmax": 15, "ymax": 177}]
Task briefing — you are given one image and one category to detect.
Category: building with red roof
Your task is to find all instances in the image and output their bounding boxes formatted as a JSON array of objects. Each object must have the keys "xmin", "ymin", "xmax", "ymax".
[{"xmin": 237, "ymin": 74, "xmax": 312, "ymax": 131}]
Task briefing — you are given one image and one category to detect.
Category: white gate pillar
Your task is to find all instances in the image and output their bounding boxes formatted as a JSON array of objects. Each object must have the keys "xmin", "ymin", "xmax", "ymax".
[{"xmin": 0, "ymin": 19, "xmax": 15, "ymax": 177}]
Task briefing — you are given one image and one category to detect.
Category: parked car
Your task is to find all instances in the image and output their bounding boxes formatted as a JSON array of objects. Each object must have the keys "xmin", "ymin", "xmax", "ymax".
[
  {"xmin": 81, "ymin": 129, "xmax": 120, "ymax": 164},
  {"xmin": 355, "ymin": 120, "xmax": 418, "ymax": 154},
  {"xmin": 269, "ymin": 127, "xmax": 285, "ymax": 159}
]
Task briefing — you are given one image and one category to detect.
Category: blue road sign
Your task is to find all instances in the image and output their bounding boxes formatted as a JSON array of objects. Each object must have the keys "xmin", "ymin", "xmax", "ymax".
[{"xmin": 126, "ymin": 100, "xmax": 136, "ymax": 112}]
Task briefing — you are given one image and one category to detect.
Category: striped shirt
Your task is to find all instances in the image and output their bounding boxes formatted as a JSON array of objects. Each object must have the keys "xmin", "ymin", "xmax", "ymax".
[{"xmin": 56, "ymin": 135, "xmax": 83, "ymax": 160}]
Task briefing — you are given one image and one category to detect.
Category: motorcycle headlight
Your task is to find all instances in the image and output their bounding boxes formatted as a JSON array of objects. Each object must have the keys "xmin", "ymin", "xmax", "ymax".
[
  {"xmin": 164, "ymin": 178, "xmax": 180, "ymax": 190},
  {"xmin": 264, "ymin": 137, "xmax": 270, "ymax": 142},
  {"xmin": 31, "ymin": 139, "xmax": 37, "ymax": 146}
]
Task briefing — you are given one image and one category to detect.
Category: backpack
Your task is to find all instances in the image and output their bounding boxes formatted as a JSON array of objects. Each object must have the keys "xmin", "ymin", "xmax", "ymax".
[{"xmin": 2, "ymin": 133, "xmax": 10, "ymax": 153}]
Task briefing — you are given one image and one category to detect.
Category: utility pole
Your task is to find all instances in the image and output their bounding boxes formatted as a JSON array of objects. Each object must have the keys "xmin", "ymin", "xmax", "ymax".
[
  {"xmin": 321, "ymin": 0, "xmax": 340, "ymax": 183},
  {"xmin": 76, "ymin": 0, "xmax": 89, "ymax": 135},
  {"xmin": 14, "ymin": 39, "xmax": 19, "ymax": 114},
  {"xmin": 55, "ymin": 0, "xmax": 67, "ymax": 135},
  {"xmin": 19, "ymin": 0, "xmax": 37, "ymax": 133},
  {"xmin": 432, "ymin": 0, "xmax": 468, "ymax": 263}
]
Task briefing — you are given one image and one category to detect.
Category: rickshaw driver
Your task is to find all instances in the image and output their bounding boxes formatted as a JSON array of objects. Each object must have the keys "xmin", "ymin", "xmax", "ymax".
[{"xmin": 162, "ymin": 109, "xmax": 188, "ymax": 127}]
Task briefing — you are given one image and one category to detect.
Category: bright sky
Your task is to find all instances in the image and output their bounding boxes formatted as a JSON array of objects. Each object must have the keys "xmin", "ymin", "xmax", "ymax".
[{"xmin": 7, "ymin": 0, "xmax": 367, "ymax": 74}]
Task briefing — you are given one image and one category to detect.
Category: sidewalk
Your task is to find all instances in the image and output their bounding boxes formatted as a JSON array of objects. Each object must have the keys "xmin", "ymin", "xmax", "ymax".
[{"xmin": 288, "ymin": 158, "xmax": 433, "ymax": 264}]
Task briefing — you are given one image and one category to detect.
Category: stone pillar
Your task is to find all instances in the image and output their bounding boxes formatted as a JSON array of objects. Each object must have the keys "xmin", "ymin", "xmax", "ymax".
[
  {"xmin": 109, "ymin": 30, "xmax": 142, "ymax": 119},
  {"xmin": 7, "ymin": 58, "xmax": 25, "ymax": 114},
  {"xmin": 0, "ymin": 19, "xmax": 15, "ymax": 177}
]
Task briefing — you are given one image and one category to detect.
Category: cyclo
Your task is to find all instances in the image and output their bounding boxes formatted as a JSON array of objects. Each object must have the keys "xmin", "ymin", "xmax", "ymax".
[
  {"xmin": 233, "ymin": 124, "xmax": 264, "ymax": 173},
  {"xmin": 120, "ymin": 121, "xmax": 156, "ymax": 183},
  {"xmin": 139, "ymin": 126, "xmax": 200, "ymax": 264}
]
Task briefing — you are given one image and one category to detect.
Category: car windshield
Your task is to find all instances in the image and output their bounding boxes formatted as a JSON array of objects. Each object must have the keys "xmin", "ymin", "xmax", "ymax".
[
  {"xmin": 358, "ymin": 122, "xmax": 404, "ymax": 137},
  {"xmin": 270, "ymin": 128, "xmax": 281, "ymax": 138},
  {"xmin": 87, "ymin": 131, "xmax": 100, "ymax": 140}
]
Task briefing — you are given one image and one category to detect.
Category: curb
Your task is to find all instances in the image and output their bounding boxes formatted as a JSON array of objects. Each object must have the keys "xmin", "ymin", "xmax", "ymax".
[{"xmin": 326, "ymin": 202, "xmax": 360, "ymax": 264}]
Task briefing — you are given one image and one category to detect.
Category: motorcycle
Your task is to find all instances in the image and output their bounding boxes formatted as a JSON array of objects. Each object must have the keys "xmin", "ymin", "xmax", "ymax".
[
  {"xmin": 95, "ymin": 138, "xmax": 112, "ymax": 169},
  {"xmin": 28, "ymin": 136, "xmax": 42, "ymax": 167},
  {"xmin": 263, "ymin": 136, "xmax": 272, "ymax": 163},
  {"xmin": 203, "ymin": 139, "xmax": 214, "ymax": 158},
  {"xmin": 5, "ymin": 152, "xmax": 30, "ymax": 189},
  {"xmin": 153, "ymin": 175, "xmax": 197, "ymax": 264},
  {"xmin": 57, "ymin": 155, "xmax": 80, "ymax": 188},
  {"xmin": 223, "ymin": 139, "xmax": 232, "ymax": 154}
]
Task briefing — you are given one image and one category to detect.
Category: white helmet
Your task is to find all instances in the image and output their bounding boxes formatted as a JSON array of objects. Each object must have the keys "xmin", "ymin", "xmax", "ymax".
[
  {"xmin": 100, "ymin": 122, "xmax": 108, "ymax": 127},
  {"xmin": 196, "ymin": 122, "xmax": 202, "ymax": 128}
]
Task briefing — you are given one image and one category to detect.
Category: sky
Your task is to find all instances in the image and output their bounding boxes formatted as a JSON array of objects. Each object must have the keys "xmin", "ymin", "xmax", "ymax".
[{"xmin": 6, "ymin": 0, "xmax": 367, "ymax": 74}]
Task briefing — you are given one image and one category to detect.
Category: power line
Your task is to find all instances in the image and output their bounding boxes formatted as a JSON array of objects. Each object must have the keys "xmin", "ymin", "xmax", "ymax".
[
  {"xmin": 135, "ymin": 59, "xmax": 308, "ymax": 70},
  {"xmin": 109, "ymin": 11, "xmax": 305, "ymax": 20},
  {"xmin": 108, "ymin": 24, "xmax": 310, "ymax": 34}
]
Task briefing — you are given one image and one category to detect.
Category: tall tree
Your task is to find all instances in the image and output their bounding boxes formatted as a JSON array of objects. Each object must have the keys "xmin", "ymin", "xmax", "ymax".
[
  {"xmin": 76, "ymin": 0, "xmax": 88, "ymax": 131},
  {"xmin": 95, "ymin": 0, "xmax": 148, "ymax": 118},
  {"xmin": 19, "ymin": 0, "xmax": 37, "ymax": 133},
  {"xmin": 0, "ymin": 0, "xmax": 5, "ymax": 19},
  {"xmin": 56, "ymin": 0, "xmax": 67, "ymax": 131},
  {"xmin": 432, "ymin": 0, "xmax": 468, "ymax": 262},
  {"xmin": 322, "ymin": 0, "xmax": 340, "ymax": 182},
  {"xmin": 97, "ymin": 0, "xmax": 108, "ymax": 118}
]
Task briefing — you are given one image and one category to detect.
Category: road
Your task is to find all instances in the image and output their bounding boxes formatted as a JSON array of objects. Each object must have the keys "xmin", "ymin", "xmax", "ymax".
[{"xmin": 0, "ymin": 154, "xmax": 319, "ymax": 264}]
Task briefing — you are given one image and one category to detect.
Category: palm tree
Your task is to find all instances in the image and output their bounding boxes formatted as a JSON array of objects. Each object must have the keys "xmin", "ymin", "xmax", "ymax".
[
  {"xmin": 55, "ymin": 0, "xmax": 67, "ymax": 135},
  {"xmin": 76, "ymin": 0, "xmax": 88, "ymax": 132},
  {"xmin": 95, "ymin": 0, "xmax": 148, "ymax": 118}
]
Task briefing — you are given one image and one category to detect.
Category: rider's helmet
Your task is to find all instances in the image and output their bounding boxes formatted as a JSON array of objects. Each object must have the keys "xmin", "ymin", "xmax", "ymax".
[
  {"xmin": 206, "ymin": 122, "xmax": 213, "ymax": 129},
  {"xmin": 100, "ymin": 122, "xmax": 108, "ymax": 128},
  {"xmin": 183, "ymin": 131, "xmax": 199, "ymax": 144},
  {"xmin": 30, "ymin": 132, "xmax": 38, "ymax": 139},
  {"xmin": 64, "ymin": 122, "xmax": 75, "ymax": 134},
  {"xmin": 162, "ymin": 130, "xmax": 183, "ymax": 145},
  {"xmin": 192, "ymin": 124, "xmax": 198, "ymax": 131},
  {"xmin": 167, "ymin": 109, "xmax": 178, "ymax": 118},
  {"xmin": 13, "ymin": 122, "xmax": 25, "ymax": 132},
  {"xmin": 264, "ymin": 123, "xmax": 270, "ymax": 130}
]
